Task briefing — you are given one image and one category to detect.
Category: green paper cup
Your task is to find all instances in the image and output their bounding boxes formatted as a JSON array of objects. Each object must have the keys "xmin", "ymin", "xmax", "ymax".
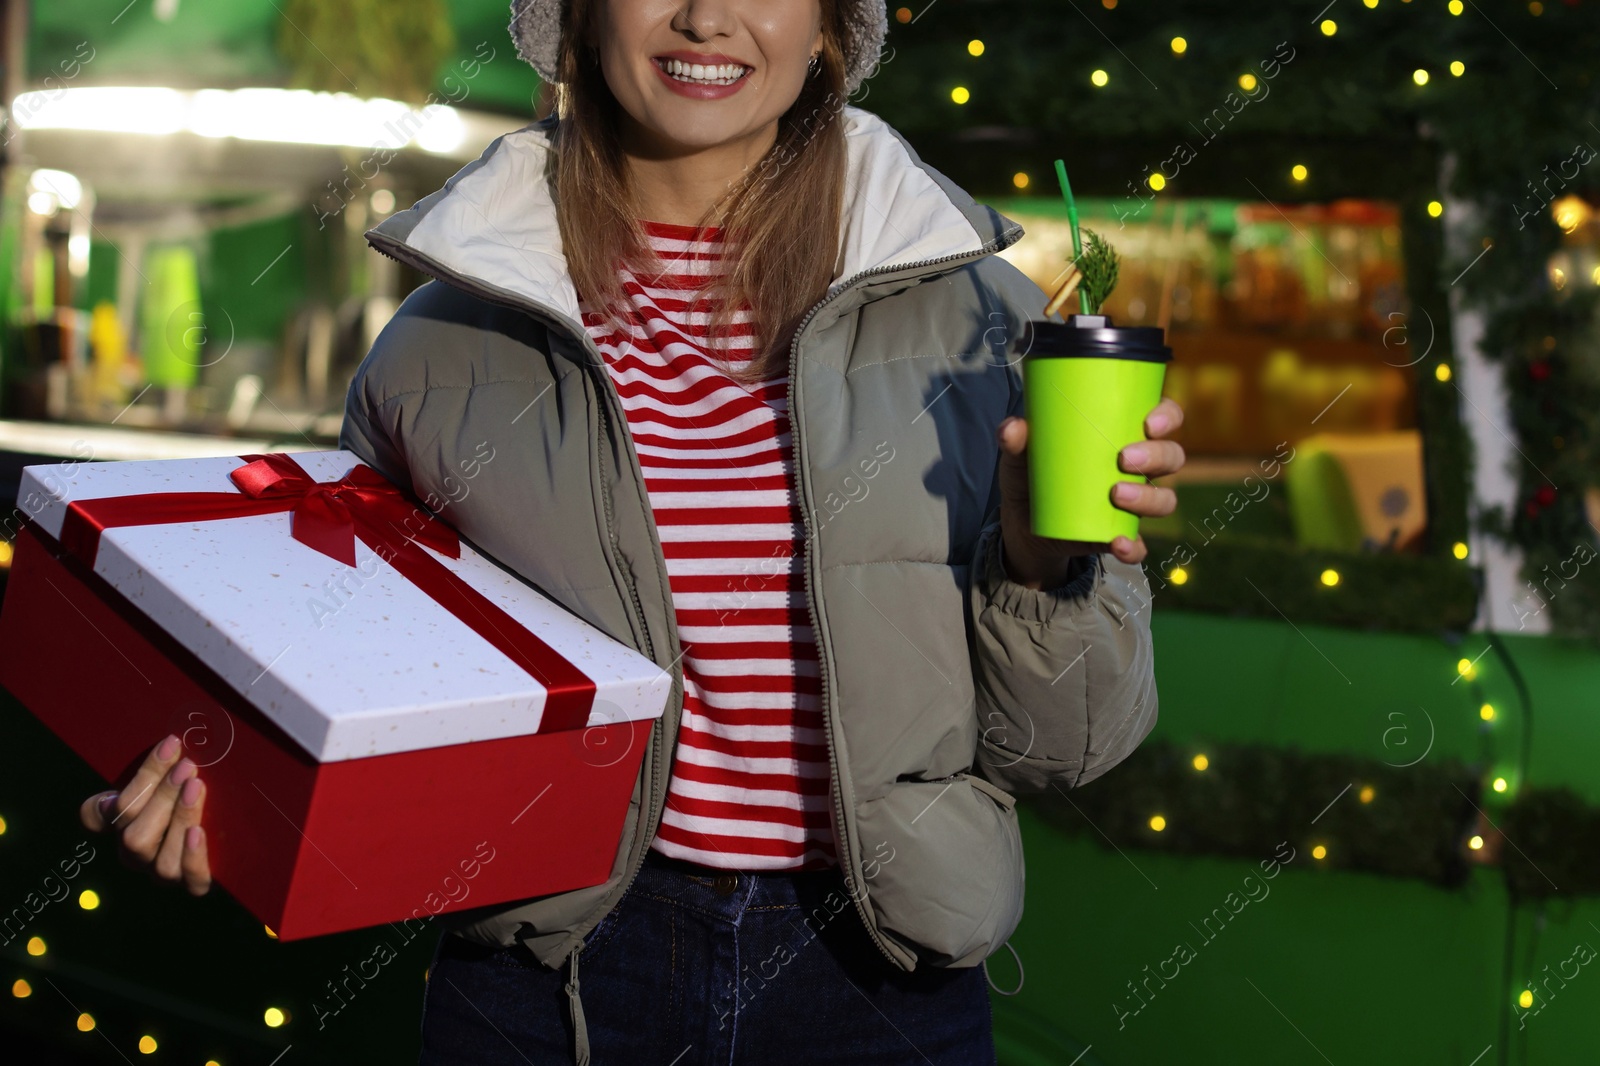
[{"xmin": 1017, "ymin": 314, "xmax": 1173, "ymax": 543}]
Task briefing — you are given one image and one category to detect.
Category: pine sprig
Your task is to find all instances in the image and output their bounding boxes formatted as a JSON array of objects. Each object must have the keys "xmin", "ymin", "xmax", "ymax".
[{"xmin": 1076, "ymin": 228, "xmax": 1121, "ymax": 315}]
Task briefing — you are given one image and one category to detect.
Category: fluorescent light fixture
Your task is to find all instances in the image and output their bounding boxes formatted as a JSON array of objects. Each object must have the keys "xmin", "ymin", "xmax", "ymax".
[
  {"xmin": 12, "ymin": 86, "xmax": 468, "ymax": 156},
  {"xmin": 17, "ymin": 87, "xmax": 188, "ymax": 135}
]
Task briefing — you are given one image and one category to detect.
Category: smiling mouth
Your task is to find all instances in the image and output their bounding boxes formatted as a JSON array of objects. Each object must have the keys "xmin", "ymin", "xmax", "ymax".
[{"xmin": 653, "ymin": 57, "xmax": 753, "ymax": 86}]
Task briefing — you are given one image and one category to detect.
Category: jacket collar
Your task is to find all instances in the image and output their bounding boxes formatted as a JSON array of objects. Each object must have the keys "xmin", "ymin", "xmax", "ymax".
[{"xmin": 365, "ymin": 105, "xmax": 1024, "ymax": 337}]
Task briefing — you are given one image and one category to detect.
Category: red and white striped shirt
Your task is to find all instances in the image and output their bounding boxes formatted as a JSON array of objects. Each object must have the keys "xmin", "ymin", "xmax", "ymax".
[{"xmin": 577, "ymin": 219, "xmax": 835, "ymax": 871}]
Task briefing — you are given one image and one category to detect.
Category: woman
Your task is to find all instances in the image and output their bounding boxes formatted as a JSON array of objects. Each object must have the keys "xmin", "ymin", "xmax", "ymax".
[{"xmin": 80, "ymin": 0, "xmax": 1183, "ymax": 1061}]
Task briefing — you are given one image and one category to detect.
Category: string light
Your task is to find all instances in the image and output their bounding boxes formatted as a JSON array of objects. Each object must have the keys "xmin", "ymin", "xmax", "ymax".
[
  {"xmin": 1192, "ymin": 754, "xmax": 1209, "ymax": 771},
  {"xmin": 1435, "ymin": 363, "xmax": 1452, "ymax": 382},
  {"xmin": 1291, "ymin": 164, "xmax": 1309, "ymax": 181},
  {"xmin": 139, "ymin": 1036, "xmax": 158, "ymax": 1054},
  {"xmin": 77, "ymin": 1013, "xmax": 96, "ymax": 1032},
  {"xmin": 1170, "ymin": 36, "xmax": 1188, "ymax": 55},
  {"xmin": 0, "ymin": 814, "xmax": 7, "ymax": 835},
  {"xmin": 1312, "ymin": 844, "xmax": 1328, "ymax": 860},
  {"xmin": 1450, "ymin": 60, "xmax": 1465, "ymax": 77},
  {"xmin": 1359, "ymin": 786, "xmax": 1375, "ymax": 803},
  {"xmin": 1493, "ymin": 777, "xmax": 1508, "ymax": 793},
  {"xmin": 1448, "ymin": 0, "xmax": 1464, "ymax": 13},
  {"xmin": 967, "ymin": 40, "xmax": 984, "ymax": 57},
  {"xmin": 1481, "ymin": 703, "xmax": 1496, "ymax": 721},
  {"xmin": 1519, "ymin": 990, "xmax": 1534, "ymax": 1008},
  {"xmin": 1452, "ymin": 541, "xmax": 1469, "ymax": 559},
  {"xmin": 11, "ymin": 980, "xmax": 31, "ymax": 998},
  {"xmin": 950, "ymin": 86, "xmax": 970, "ymax": 104},
  {"xmin": 264, "ymin": 925, "xmax": 278, "ymax": 939},
  {"xmin": 1091, "ymin": 69, "xmax": 1110, "ymax": 87},
  {"xmin": 1149, "ymin": 814, "xmax": 1167, "ymax": 832},
  {"xmin": 264, "ymin": 1007, "xmax": 287, "ymax": 1028},
  {"xmin": 1428, "ymin": 201, "xmax": 1444, "ymax": 218},
  {"xmin": 1469, "ymin": 835, "xmax": 1484, "ymax": 849},
  {"xmin": 894, "ymin": 7, "xmax": 912, "ymax": 23},
  {"xmin": 1170, "ymin": 566, "xmax": 1189, "ymax": 585},
  {"xmin": 1320, "ymin": 568, "xmax": 1340, "ymax": 587},
  {"xmin": 1457, "ymin": 657, "xmax": 1477, "ymax": 680},
  {"xmin": 1364, "ymin": 0, "xmax": 1379, "ymax": 7},
  {"xmin": 78, "ymin": 890, "xmax": 99, "ymax": 911},
  {"xmin": 1148, "ymin": 173, "xmax": 1167, "ymax": 191},
  {"xmin": 1238, "ymin": 73, "xmax": 1259, "ymax": 91},
  {"xmin": 1320, "ymin": 19, "xmax": 1338, "ymax": 35},
  {"xmin": 26, "ymin": 937, "xmax": 45, "ymax": 956},
  {"xmin": 1413, "ymin": 69, "xmax": 1430, "ymax": 86},
  {"xmin": 1012, "ymin": 172, "xmax": 1030, "ymax": 190}
]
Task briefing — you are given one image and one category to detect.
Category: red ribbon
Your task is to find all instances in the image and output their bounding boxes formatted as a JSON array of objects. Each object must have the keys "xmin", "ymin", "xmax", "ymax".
[{"xmin": 57, "ymin": 453, "xmax": 596, "ymax": 734}]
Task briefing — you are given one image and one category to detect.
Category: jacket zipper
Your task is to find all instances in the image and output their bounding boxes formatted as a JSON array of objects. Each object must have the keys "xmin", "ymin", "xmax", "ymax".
[
  {"xmin": 367, "ymin": 236, "xmax": 682, "ymax": 950},
  {"xmin": 584, "ymin": 344, "xmax": 679, "ymax": 927},
  {"xmin": 368, "ymin": 226, "xmax": 1021, "ymax": 970},
  {"xmin": 783, "ymin": 235, "xmax": 1020, "ymax": 969}
]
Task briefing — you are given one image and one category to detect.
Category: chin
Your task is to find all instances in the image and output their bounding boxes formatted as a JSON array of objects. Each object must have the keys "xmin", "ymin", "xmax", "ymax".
[{"xmin": 648, "ymin": 113, "xmax": 756, "ymax": 152}]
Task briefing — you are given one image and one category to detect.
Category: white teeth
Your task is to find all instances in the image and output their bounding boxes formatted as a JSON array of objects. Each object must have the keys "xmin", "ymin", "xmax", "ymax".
[{"xmin": 657, "ymin": 58, "xmax": 750, "ymax": 85}]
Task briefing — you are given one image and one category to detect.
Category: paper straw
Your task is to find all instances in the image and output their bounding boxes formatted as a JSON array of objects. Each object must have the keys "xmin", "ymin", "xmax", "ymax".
[{"xmin": 1054, "ymin": 159, "xmax": 1091, "ymax": 315}]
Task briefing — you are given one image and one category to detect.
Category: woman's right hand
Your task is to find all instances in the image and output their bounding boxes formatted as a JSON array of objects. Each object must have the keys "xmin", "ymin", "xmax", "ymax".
[{"xmin": 79, "ymin": 734, "xmax": 212, "ymax": 895}]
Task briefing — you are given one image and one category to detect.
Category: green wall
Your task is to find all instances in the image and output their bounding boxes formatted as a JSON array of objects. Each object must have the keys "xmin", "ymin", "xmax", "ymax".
[{"xmin": 999, "ymin": 610, "xmax": 1600, "ymax": 1065}]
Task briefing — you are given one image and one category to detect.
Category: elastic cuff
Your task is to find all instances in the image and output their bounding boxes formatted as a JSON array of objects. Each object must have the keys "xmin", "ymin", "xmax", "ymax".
[{"xmin": 981, "ymin": 524, "xmax": 1104, "ymax": 625}]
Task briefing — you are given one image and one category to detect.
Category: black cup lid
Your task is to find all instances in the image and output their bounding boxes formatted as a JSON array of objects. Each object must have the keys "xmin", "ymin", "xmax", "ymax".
[{"xmin": 1017, "ymin": 314, "xmax": 1173, "ymax": 363}]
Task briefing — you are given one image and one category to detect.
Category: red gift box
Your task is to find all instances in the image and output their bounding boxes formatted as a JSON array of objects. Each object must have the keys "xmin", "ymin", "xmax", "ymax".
[{"xmin": 0, "ymin": 452, "xmax": 667, "ymax": 940}]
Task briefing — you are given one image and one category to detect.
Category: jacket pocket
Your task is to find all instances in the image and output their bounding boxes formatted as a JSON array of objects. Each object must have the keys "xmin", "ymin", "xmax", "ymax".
[{"xmin": 852, "ymin": 773, "xmax": 1026, "ymax": 968}]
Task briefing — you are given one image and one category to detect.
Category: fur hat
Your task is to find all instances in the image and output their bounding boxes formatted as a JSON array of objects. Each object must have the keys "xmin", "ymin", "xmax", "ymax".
[{"xmin": 508, "ymin": 0, "xmax": 889, "ymax": 96}]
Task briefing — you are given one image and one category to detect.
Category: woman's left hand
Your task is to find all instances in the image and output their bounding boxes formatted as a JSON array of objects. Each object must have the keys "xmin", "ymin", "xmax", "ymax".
[{"xmin": 996, "ymin": 396, "xmax": 1186, "ymax": 586}]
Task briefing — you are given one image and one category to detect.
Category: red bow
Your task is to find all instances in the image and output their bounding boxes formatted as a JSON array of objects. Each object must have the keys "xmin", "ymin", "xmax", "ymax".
[
  {"xmin": 227, "ymin": 453, "xmax": 457, "ymax": 567},
  {"xmin": 59, "ymin": 452, "xmax": 453, "ymax": 570}
]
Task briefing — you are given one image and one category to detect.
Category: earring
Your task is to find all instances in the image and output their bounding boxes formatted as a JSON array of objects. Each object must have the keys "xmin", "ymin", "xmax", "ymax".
[{"xmin": 808, "ymin": 52, "xmax": 821, "ymax": 78}]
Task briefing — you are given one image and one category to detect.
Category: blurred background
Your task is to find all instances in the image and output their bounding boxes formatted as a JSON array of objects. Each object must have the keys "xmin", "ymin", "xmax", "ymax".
[{"xmin": 0, "ymin": 1, "xmax": 1598, "ymax": 1063}]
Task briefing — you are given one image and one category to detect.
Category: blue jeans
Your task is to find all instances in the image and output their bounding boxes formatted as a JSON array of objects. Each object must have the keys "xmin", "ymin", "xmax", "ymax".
[{"xmin": 418, "ymin": 849, "xmax": 997, "ymax": 1065}]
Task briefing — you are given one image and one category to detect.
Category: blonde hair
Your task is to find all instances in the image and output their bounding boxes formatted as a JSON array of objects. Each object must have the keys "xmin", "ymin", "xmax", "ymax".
[{"xmin": 543, "ymin": 0, "xmax": 849, "ymax": 383}]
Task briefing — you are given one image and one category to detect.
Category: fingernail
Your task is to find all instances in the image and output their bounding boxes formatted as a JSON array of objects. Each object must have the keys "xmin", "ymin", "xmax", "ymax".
[
  {"xmin": 180, "ymin": 777, "xmax": 202, "ymax": 807},
  {"xmin": 169, "ymin": 758, "xmax": 196, "ymax": 787},
  {"xmin": 186, "ymin": 826, "xmax": 202, "ymax": 850},
  {"xmin": 99, "ymin": 794, "xmax": 118, "ymax": 818},
  {"xmin": 1148, "ymin": 413, "xmax": 1170, "ymax": 435},
  {"xmin": 1123, "ymin": 445, "xmax": 1149, "ymax": 469},
  {"xmin": 157, "ymin": 735, "xmax": 180, "ymax": 761},
  {"xmin": 1115, "ymin": 483, "xmax": 1139, "ymax": 503}
]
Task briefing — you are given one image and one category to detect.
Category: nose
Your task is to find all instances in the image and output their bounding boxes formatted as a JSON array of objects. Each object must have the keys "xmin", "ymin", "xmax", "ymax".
[{"xmin": 670, "ymin": 0, "xmax": 735, "ymax": 43}]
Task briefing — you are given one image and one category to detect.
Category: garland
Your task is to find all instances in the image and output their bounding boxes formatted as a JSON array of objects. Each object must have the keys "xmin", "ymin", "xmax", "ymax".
[
  {"xmin": 1501, "ymin": 786, "xmax": 1600, "ymax": 901},
  {"xmin": 1024, "ymin": 737, "xmax": 1598, "ymax": 899},
  {"xmin": 1140, "ymin": 532, "xmax": 1480, "ymax": 634},
  {"xmin": 873, "ymin": 0, "xmax": 1600, "ymax": 642}
]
